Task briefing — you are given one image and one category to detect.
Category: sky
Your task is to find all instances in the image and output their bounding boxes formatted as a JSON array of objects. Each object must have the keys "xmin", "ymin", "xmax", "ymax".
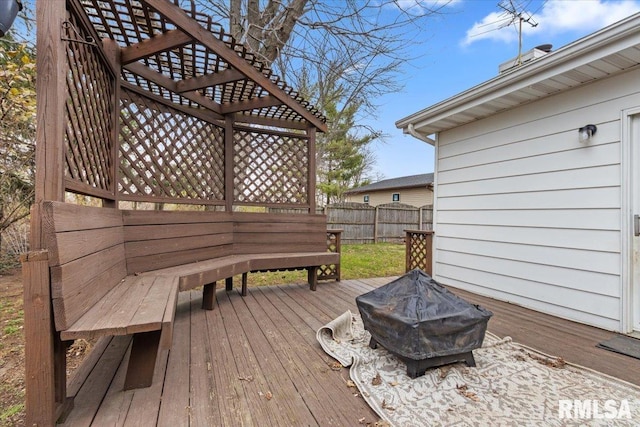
[{"xmin": 366, "ymin": 0, "xmax": 640, "ymax": 180}]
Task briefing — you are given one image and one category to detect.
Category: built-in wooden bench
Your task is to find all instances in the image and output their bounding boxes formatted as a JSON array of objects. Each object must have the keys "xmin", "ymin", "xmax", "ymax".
[
  {"xmin": 123, "ymin": 209, "xmax": 340, "ymax": 309},
  {"xmin": 40, "ymin": 201, "xmax": 341, "ymax": 391},
  {"xmin": 42, "ymin": 202, "xmax": 180, "ymax": 391}
]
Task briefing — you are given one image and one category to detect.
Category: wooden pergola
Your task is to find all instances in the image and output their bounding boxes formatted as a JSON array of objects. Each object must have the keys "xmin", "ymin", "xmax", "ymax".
[
  {"xmin": 26, "ymin": 0, "xmax": 335, "ymax": 425},
  {"xmin": 34, "ymin": 0, "xmax": 326, "ymax": 219}
]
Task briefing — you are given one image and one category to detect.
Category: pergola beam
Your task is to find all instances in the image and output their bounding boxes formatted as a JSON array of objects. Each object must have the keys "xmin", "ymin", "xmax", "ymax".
[
  {"xmin": 141, "ymin": 0, "xmax": 327, "ymax": 133},
  {"xmin": 175, "ymin": 68, "xmax": 245, "ymax": 93},
  {"xmin": 220, "ymin": 95, "xmax": 282, "ymax": 114},
  {"xmin": 121, "ymin": 81, "xmax": 224, "ymax": 126},
  {"xmin": 121, "ymin": 29, "xmax": 192, "ymax": 65},
  {"xmin": 124, "ymin": 61, "xmax": 224, "ymax": 117}
]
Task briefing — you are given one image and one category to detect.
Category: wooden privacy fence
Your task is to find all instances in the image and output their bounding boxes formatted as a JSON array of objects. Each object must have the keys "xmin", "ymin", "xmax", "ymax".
[{"xmin": 323, "ymin": 202, "xmax": 433, "ymax": 244}]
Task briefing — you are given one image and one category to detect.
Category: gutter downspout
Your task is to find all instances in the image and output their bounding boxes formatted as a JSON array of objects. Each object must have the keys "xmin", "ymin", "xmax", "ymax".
[{"xmin": 407, "ymin": 124, "xmax": 435, "ymax": 145}]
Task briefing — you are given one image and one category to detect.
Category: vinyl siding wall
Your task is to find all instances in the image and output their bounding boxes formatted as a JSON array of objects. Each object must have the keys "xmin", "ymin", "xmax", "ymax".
[
  {"xmin": 346, "ymin": 187, "xmax": 433, "ymax": 207},
  {"xmin": 433, "ymin": 67, "xmax": 640, "ymax": 332}
]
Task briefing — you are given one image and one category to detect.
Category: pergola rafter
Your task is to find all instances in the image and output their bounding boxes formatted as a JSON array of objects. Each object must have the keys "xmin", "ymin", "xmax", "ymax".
[{"xmin": 78, "ymin": 0, "xmax": 326, "ymax": 130}]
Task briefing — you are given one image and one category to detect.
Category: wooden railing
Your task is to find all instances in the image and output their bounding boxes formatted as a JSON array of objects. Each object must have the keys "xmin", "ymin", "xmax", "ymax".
[{"xmin": 405, "ymin": 229, "xmax": 434, "ymax": 276}]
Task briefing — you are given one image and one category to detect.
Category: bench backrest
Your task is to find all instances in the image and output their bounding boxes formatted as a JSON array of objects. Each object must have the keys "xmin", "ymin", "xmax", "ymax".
[
  {"xmin": 41, "ymin": 201, "xmax": 127, "ymax": 331},
  {"xmin": 122, "ymin": 210, "xmax": 234, "ymax": 274},
  {"xmin": 233, "ymin": 212, "xmax": 329, "ymax": 254},
  {"xmin": 122, "ymin": 210, "xmax": 329, "ymax": 273}
]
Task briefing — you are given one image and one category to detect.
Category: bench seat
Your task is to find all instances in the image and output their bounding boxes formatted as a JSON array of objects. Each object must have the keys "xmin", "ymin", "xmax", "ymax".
[
  {"xmin": 145, "ymin": 251, "xmax": 340, "ymax": 309},
  {"xmin": 60, "ymin": 274, "xmax": 179, "ymax": 345}
]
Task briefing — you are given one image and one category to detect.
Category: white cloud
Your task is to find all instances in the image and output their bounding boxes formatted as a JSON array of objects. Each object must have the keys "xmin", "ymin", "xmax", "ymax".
[{"xmin": 462, "ymin": 0, "xmax": 640, "ymax": 46}]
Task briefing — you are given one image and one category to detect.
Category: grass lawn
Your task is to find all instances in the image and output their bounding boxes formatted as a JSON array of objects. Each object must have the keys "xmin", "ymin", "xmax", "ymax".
[{"xmin": 240, "ymin": 242, "xmax": 405, "ymax": 287}]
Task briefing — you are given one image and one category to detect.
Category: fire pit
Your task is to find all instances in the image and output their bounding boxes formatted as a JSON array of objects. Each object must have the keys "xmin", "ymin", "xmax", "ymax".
[{"xmin": 356, "ymin": 269, "xmax": 492, "ymax": 378}]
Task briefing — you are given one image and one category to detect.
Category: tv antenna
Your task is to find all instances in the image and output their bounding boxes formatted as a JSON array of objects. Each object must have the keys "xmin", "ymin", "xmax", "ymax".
[{"xmin": 498, "ymin": 0, "xmax": 538, "ymax": 65}]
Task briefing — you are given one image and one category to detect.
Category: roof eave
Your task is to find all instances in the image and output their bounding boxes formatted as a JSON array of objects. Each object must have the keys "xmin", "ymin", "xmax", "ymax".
[{"xmin": 395, "ymin": 12, "xmax": 640, "ymax": 136}]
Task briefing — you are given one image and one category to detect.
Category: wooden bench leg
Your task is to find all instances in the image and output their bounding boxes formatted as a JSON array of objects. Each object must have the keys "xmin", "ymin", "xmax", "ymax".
[
  {"xmin": 241, "ymin": 273, "xmax": 248, "ymax": 296},
  {"xmin": 308, "ymin": 266, "xmax": 318, "ymax": 291},
  {"xmin": 202, "ymin": 282, "xmax": 216, "ymax": 310},
  {"xmin": 225, "ymin": 277, "xmax": 233, "ymax": 291},
  {"xmin": 124, "ymin": 330, "xmax": 161, "ymax": 390}
]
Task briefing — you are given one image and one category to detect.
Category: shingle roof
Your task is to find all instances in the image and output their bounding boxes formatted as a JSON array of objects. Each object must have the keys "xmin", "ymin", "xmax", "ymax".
[{"xmin": 346, "ymin": 173, "xmax": 434, "ymax": 194}]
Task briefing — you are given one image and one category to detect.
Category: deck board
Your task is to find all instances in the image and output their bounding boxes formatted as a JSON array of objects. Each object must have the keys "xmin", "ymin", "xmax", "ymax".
[
  {"xmin": 157, "ymin": 292, "xmax": 191, "ymax": 426},
  {"xmin": 61, "ymin": 277, "xmax": 640, "ymax": 426}
]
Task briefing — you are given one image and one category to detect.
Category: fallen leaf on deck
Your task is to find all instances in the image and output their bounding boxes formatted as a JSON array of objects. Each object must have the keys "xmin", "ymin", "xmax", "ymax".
[
  {"xmin": 381, "ymin": 399, "xmax": 395, "ymax": 411},
  {"xmin": 456, "ymin": 384, "xmax": 479, "ymax": 401},
  {"xmin": 371, "ymin": 372, "xmax": 382, "ymax": 386},
  {"xmin": 329, "ymin": 361, "xmax": 343, "ymax": 371},
  {"xmin": 265, "ymin": 391, "xmax": 273, "ymax": 400}
]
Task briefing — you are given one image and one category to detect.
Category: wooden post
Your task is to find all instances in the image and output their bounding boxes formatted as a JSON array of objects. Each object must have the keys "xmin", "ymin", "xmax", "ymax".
[
  {"xmin": 35, "ymin": 0, "xmax": 67, "ymax": 207},
  {"xmin": 22, "ymin": 251, "xmax": 56, "ymax": 426},
  {"xmin": 102, "ymin": 38, "xmax": 121, "ymax": 208},
  {"xmin": 307, "ymin": 126, "xmax": 317, "ymax": 214},
  {"xmin": 224, "ymin": 116, "xmax": 234, "ymax": 212},
  {"xmin": 373, "ymin": 206, "xmax": 379, "ymax": 243},
  {"xmin": 27, "ymin": 1, "xmax": 68, "ymax": 425}
]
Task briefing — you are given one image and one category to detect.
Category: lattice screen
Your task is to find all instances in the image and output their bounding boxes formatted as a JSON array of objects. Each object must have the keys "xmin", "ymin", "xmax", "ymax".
[
  {"xmin": 318, "ymin": 230, "xmax": 342, "ymax": 281},
  {"xmin": 64, "ymin": 10, "xmax": 115, "ymax": 196},
  {"xmin": 405, "ymin": 230, "xmax": 434, "ymax": 276},
  {"xmin": 119, "ymin": 90, "xmax": 225, "ymax": 203},
  {"xmin": 233, "ymin": 128, "xmax": 309, "ymax": 205}
]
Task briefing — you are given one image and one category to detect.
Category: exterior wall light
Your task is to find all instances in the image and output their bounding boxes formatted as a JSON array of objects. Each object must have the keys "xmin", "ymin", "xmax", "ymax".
[
  {"xmin": 578, "ymin": 124, "xmax": 597, "ymax": 142},
  {"xmin": 0, "ymin": 0, "xmax": 22, "ymax": 37}
]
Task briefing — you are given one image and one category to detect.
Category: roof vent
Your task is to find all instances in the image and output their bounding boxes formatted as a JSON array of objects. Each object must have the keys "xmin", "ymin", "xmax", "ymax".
[{"xmin": 499, "ymin": 44, "xmax": 552, "ymax": 74}]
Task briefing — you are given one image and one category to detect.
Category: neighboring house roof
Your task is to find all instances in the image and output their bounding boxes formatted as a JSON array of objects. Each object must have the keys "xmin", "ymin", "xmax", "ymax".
[
  {"xmin": 396, "ymin": 12, "xmax": 640, "ymax": 139},
  {"xmin": 345, "ymin": 173, "xmax": 434, "ymax": 194}
]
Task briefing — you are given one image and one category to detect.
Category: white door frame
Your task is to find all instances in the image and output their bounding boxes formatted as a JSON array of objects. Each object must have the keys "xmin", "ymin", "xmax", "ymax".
[{"xmin": 621, "ymin": 107, "xmax": 640, "ymax": 333}]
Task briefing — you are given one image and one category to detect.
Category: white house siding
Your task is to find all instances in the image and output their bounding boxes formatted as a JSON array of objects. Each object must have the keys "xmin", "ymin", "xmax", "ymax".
[{"xmin": 433, "ymin": 67, "xmax": 640, "ymax": 332}]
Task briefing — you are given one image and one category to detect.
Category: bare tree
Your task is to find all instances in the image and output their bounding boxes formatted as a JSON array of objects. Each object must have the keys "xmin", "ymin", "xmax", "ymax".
[
  {"xmin": 197, "ymin": 1, "xmax": 448, "ymax": 204},
  {"xmin": 198, "ymin": 1, "xmax": 448, "ymax": 110}
]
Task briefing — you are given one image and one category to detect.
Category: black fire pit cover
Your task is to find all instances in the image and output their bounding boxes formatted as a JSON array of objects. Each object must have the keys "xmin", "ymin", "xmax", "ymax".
[{"xmin": 356, "ymin": 269, "xmax": 493, "ymax": 361}]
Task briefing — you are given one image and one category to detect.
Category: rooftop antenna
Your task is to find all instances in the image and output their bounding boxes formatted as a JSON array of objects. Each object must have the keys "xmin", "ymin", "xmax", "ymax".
[{"xmin": 498, "ymin": 0, "xmax": 538, "ymax": 66}]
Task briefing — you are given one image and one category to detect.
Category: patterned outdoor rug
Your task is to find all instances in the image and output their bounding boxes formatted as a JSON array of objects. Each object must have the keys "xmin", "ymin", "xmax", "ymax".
[{"xmin": 317, "ymin": 311, "xmax": 640, "ymax": 426}]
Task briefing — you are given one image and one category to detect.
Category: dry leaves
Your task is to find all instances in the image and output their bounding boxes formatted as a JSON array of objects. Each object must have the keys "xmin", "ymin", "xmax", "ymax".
[
  {"xmin": 329, "ymin": 361, "xmax": 343, "ymax": 371},
  {"xmin": 238, "ymin": 375, "xmax": 254, "ymax": 382},
  {"xmin": 265, "ymin": 391, "xmax": 273, "ymax": 400},
  {"xmin": 371, "ymin": 372, "xmax": 382, "ymax": 386},
  {"xmin": 520, "ymin": 349, "xmax": 566, "ymax": 368},
  {"xmin": 381, "ymin": 399, "xmax": 395, "ymax": 411},
  {"xmin": 456, "ymin": 384, "xmax": 479, "ymax": 401},
  {"xmin": 439, "ymin": 366, "xmax": 451, "ymax": 379}
]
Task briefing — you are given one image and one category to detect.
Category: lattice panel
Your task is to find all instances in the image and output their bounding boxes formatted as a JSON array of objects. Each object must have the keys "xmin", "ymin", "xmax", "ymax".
[
  {"xmin": 233, "ymin": 129, "xmax": 308, "ymax": 205},
  {"xmin": 119, "ymin": 90, "xmax": 225, "ymax": 203},
  {"xmin": 406, "ymin": 230, "xmax": 433, "ymax": 276},
  {"xmin": 318, "ymin": 230, "xmax": 342, "ymax": 281},
  {"xmin": 64, "ymin": 10, "xmax": 115, "ymax": 195},
  {"xmin": 80, "ymin": 0, "xmax": 325, "ymax": 125}
]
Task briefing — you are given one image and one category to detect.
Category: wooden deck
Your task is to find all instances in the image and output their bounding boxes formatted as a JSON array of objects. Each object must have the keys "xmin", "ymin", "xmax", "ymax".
[{"xmin": 60, "ymin": 277, "xmax": 640, "ymax": 426}]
